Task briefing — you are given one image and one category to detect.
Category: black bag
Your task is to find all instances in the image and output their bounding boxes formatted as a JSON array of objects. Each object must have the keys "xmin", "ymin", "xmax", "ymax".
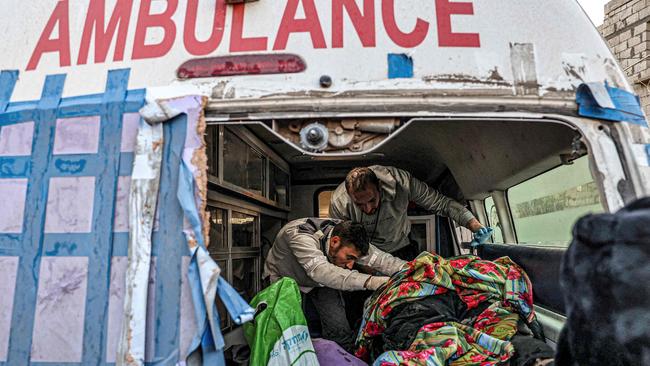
[{"xmin": 556, "ymin": 198, "xmax": 650, "ymax": 366}]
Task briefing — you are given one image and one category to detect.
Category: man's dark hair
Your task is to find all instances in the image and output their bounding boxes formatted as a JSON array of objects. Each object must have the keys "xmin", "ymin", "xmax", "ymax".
[
  {"xmin": 332, "ymin": 221, "xmax": 369, "ymax": 255},
  {"xmin": 345, "ymin": 167, "xmax": 379, "ymax": 194}
]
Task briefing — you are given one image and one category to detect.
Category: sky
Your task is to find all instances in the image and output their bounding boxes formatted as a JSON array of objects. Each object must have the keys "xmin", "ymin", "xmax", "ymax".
[{"xmin": 577, "ymin": 0, "xmax": 608, "ymax": 26}]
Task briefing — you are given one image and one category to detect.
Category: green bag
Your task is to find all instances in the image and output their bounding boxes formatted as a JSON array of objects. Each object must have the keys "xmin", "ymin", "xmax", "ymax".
[{"xmin": 244, "ymin": 278, "xmax": 319, "ymax": 366}]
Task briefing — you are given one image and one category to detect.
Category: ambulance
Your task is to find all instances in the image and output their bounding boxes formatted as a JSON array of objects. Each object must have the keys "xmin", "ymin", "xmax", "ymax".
[{"xmin": 0, "ymin": 0, "xmax": 648, "ymax": 365}]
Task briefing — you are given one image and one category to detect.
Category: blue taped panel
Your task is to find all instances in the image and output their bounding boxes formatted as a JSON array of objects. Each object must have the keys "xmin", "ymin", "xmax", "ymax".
[
  {"xmin": 0, "ymin": 70, "xmax": 18, "ymax": 112},
  {"xmin": 6, "ymin": 74, "xmax": 65, "ymax": 366},
  {"xmin": 111, "ymin": 233, "xmax": 129, "ymax": 257},
  {"xmin": 388, "ymin": 53, "xmax": 414, "ymax": 79},
  {"xmin": 118, "ymin": 153, "xmax": 135, "ymax": 176},
  {"xmin": 151, "ymin": 115, "xmax": 186, "ymax": 361},
  {"xmin": 81, "ymin": 69, "xmax": 130, "ymax": 365},
  {"xmin": 0, "ymin": 110, "xmax": 37, "ymax": 127},
  {"xmin": 576, "ymin": 82, "xmax": 648, "ymax": 126},
  {"xmin": 0, "ymin": 69, "xmax": 153, "ymax": 366}
]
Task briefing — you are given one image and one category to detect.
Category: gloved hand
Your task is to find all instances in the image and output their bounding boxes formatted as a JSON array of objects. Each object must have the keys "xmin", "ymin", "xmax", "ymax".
[
  {"xmin": 470, "ymin": 227, "xmax": 494, "ymax": 247},
  {"xmin": 365, "ymin": 276, "xmax": 390, "ymax": 291}
]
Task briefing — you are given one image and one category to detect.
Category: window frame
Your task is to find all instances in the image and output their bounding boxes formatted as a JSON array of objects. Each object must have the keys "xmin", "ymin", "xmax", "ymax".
[
  {"xmin": 206, "ymin": 200, "xmax": 261, "ymax": 331},
  {"xmin": 482, "ymin": 195, "xmax": 505, "ymax": 244}
]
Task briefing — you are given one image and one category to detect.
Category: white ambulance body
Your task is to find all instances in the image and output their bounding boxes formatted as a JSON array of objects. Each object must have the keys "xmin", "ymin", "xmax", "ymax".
[{"xmin": 0, "ymin": 0, "xmax": 648, "ymax": 365}]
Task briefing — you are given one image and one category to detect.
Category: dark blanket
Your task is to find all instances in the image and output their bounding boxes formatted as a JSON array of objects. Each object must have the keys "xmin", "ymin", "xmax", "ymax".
[
  {"xmin": 382, "ymin": 292, "xmax": 490, "ymax": 352},
  {"xmin": 556, "ymin": 197, "xmax": 650, "ymax": 366}
]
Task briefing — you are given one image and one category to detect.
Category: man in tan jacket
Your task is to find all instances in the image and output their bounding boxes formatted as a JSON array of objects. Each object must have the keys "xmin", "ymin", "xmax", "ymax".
[
  {"xmin": 264, "ymin": 218, "xmax": 406, "ymax": 351},
  {"xmin": 329, "ymin": 165, "xmax": 491, "ymax": 260}
]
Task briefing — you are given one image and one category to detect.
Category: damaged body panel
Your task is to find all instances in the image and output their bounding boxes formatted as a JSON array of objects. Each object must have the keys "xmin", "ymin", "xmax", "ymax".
[
  {"xmin": 117, "ymin": 120, "xmax": 163, "ymax": 366},
  {"xmin": 0, "ymin": 0, "xmax": 648, "ymax": 365}
]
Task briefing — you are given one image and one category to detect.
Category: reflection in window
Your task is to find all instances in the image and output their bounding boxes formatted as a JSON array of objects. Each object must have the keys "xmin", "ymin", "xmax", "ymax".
[
  {"xmin": 232, "ymin": 258, "xmax": 256, "ymax": 302},
  {"xmin": 269, "ymin": 163, "xmax": 290, "ymax": 207},
  {"xmin": 223, "ymin": 129, "xmax": 264, "ymax": 196},
  {"xmin": 232, "ymin": 212, "xmax": 256, "ymax": 247},
  {"xmin": 317, "ymin": 190, "xmax": 334, "ymax": 218},
  {"xmin": 484, "ymin": 196, "xmax": 504, "ymax": 244},
  {"xmin": 508, "ymin": 156, "xmax": 603, "ymax": 247},
  {"xmin": 409, "ymin": 223, "xmax": 427, "ymax": 253},
  {"xmin": 207, "ymin": 207, "xmax": 227, "ymax": 252}
]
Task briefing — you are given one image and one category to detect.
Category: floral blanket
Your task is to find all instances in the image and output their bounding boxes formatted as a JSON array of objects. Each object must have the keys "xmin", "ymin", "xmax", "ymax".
[{"xmin": 355, "ymin": 253, "xmax": 535, "ymax": 365}]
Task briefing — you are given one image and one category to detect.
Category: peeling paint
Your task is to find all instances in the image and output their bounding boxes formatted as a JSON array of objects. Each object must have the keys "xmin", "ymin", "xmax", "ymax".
[
  {"xmin": 576, "ymin": 121, "xmax": 626, "ymax": 211},
  {"xmin": 510, "ymin": 43, "xmax": 540, "ymax": 96},
  {"xmin": 116, "ymin": 120, "xmax": 163, "ymax": 366},
  {"xmin": 422, "ymin": 72, "xmax": 511, "ymax": 87}
]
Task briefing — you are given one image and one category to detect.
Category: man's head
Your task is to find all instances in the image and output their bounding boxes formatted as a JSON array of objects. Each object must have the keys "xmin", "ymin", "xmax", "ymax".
[
  {"xmin": 345, "ymin": 167, "xmax": 381, "ymax": 215},
  {"xmin": 328, "ymin": 221, "xmax": 370, "ymax": 269}
]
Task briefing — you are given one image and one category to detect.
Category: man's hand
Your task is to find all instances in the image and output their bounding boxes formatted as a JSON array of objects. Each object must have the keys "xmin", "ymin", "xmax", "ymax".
[
  {"xmin": 467, "ymin": 218, "xmax": 483, "ymax": 232},
  {"xmin": 365, "ymin": 276, "xmax": 390, "ymax": 291},
  {"xmin": 471, "ymin": 227, "xmax": 494, "ymax": 247}
]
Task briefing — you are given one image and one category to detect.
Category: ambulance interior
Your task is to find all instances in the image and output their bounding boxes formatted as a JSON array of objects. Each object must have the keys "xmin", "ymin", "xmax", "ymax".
[{"xmin": 205, "ymin": 116, "xmax": 602, "ymax": 354}]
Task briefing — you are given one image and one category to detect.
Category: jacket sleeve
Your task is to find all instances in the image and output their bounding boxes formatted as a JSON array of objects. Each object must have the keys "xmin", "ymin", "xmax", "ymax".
[
  {"xmin": 328, "ymin": 199, "xmax": 349, "ymax": 220},
  {"xmin": 290, "ymin": 234, "xmax": 370, "ymax": 291},
  {"xmin": 408, "ymin": 175, "xmax": 475, "ymax": 227},
  {"xmin": 356, "ymin": 245, "xmax": 407, "ymax": 276}
]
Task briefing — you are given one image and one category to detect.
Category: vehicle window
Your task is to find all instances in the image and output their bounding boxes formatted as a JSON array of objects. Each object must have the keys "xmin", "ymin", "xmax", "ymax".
[
  {"xmin": 207, "ymin": 207, "xmax": 227, "ymax": 253},
  {"xmin": 232, "ymin": 258, "xmax": 258, "ymax": 302},
  {"xmin": 215, "ymin": 259, "xmax": 229, "ymax": 330},
  {"xmin": 223, "ymin": 129, "xmax": 264, "ymax": 196},
  {"xmin": 232, "ymin": 211, "xmax": 257, "ymax": 247},
  {"xmin": 317, "ymin": 189, "xmax": 334, "ymax": 218},
  {"xmin": 205, "ymin": 125, "xmax": 219, "ymax": 176},
  {"xmin": 269, "ymin": 163, "xmax": 290, "ymax": 207},
  {"xmin": 484, "ymin": 196, "xmax": 505, "ymax": 244},
  {"xmin": 508, "ymin": 156, "xmax": 603, "ymax": 247},
  {"xmin": 207, "ymin": 206, "xmax": 260, "ymax": 331}
]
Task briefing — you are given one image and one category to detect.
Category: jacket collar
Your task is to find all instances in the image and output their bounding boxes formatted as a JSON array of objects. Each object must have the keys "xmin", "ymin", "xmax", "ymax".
[{"xmin": 297, "ymin": 218, "xmax": 337, "ymax": 255}]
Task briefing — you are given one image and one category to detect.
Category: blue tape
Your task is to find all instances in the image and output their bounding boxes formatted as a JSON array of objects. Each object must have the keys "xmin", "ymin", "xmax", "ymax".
[
  {"xmin": 178, "ymin": 159, "xmax": 224, "ymax": 363},
  {"xmin": 388, "ymin": 53, "xmax": 414, "ymax": 79},
  {"xmin": 0, "ymin": 70, "xmax": 18, "ymax": 112},
  {"xmin": 6, "ymin": 74, "xmax": 65, "ymax": 366},
  {"xmin": 646, "ymin": 145, "xmax": 650, "ymax": 166},
  {"xmin": 576, "ymin": 82, "xmax": 648, "ymax": 126},
  {"xmin": 81, "ymin": 69, "xmax": 130, "ymax": 365},
  {"xmin": 0, "ymin": 69, "xmax": 150, "ymax": 366},
  {"xmin": 151, "ymin": 117, "xmax": 186, "ymax": 361},
  {"xmin": 0, "ymin": 157, "xmax": 30, "ymax": 177}
]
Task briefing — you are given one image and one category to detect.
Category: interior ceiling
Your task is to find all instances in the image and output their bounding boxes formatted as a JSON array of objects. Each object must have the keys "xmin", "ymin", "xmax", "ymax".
[{"xmin": 247, "ymin": 119, "xmax": 577, "ymax": 199}]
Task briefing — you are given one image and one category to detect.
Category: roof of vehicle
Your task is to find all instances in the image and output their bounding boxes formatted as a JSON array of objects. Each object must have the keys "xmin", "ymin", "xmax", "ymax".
[{"xmin": 1, "ymin": 0, "xmax": 630, "ymax": 102}]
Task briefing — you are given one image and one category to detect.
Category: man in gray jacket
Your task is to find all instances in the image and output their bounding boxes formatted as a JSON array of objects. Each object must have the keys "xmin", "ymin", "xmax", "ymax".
[
  {"xmin": 329, "ymin": 165, "xmax": 491, "ymax": 260},
  {"xmin": 264, "ymin": 218, "xmax": 406, "ymax": 351}
]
